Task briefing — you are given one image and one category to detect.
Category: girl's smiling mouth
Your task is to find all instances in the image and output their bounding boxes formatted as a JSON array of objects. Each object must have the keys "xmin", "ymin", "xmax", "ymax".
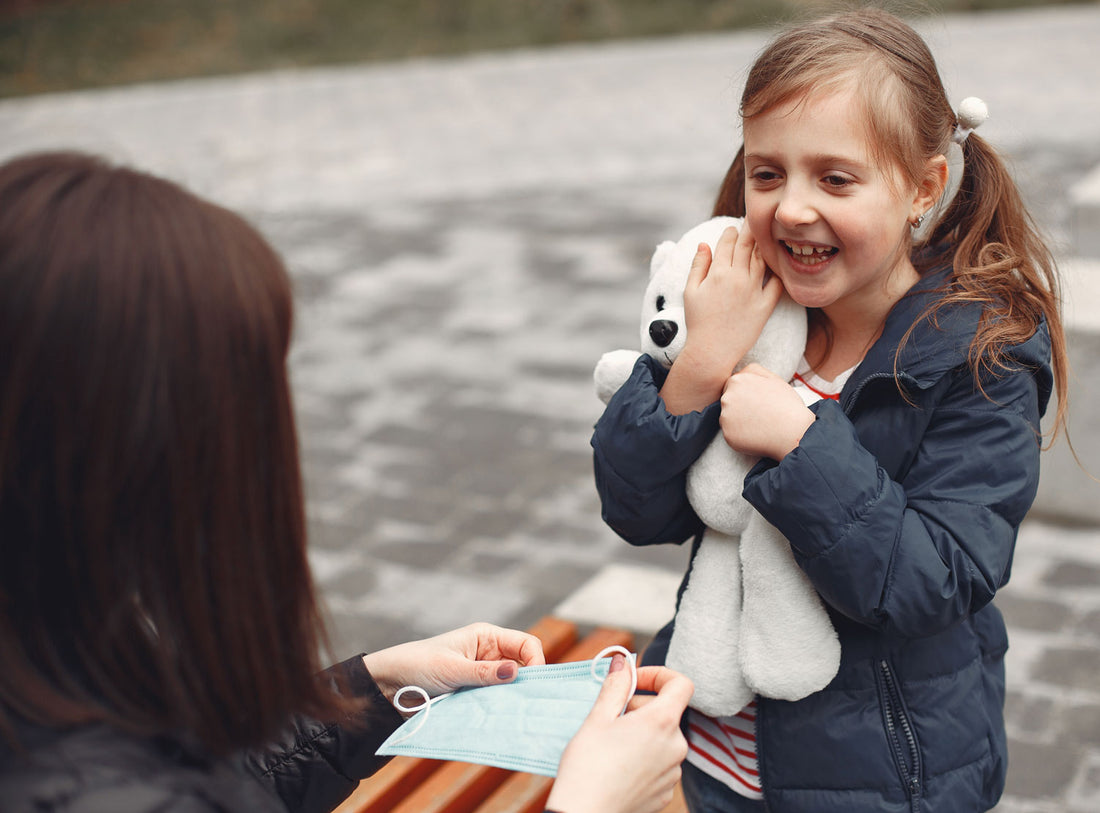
[{"xmin": 782, "ymin": 240, "xmax": 838, "ymax": 266}]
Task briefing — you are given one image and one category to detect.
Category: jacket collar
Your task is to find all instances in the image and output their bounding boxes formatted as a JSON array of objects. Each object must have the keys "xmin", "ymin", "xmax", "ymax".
[
  {"xmin": 840, "ymin": 265, "xmax": 1053, "ymax": 412},
  {"xmin": 857, "ymin": 266, "xmax": 976, "ymax": 388}
]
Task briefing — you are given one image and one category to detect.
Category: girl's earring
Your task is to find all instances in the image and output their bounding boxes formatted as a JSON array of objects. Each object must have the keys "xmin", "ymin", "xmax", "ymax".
[{"xmin": 910, "ymin": 212, "xmax": 926, "ymax": 229}]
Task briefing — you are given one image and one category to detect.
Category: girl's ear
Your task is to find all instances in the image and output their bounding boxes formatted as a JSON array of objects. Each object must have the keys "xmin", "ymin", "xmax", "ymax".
[{"xmin": 911, "ymin": 154, "xmax": 949, "ymax": 221}]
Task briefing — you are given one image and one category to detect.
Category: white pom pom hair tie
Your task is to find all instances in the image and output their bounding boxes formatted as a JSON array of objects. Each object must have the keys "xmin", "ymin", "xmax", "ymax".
[
  {"xmin": 952, "ymin": 97, "xmax": 988, "ymax": 145},
  {"xmin": 912, "ymin": 97, "xmax": 989, "ymax": 238}
]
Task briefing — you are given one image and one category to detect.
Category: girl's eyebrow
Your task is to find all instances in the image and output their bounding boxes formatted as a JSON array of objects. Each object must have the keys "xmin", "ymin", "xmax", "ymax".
[{"xmin": 745, "ymin": 151, "xmax": 869, "ymax": 169}]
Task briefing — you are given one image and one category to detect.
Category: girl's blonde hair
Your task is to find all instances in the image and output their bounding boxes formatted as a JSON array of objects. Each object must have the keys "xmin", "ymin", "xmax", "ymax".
[{"xmin": 713, "ymin": 7, "xmax": 1068, "ymax": 441}]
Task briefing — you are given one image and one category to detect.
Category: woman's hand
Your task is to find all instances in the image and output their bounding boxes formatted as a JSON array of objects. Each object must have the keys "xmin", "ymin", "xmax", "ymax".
[
  {"xmin": 547, "ymin": 657, "xmax": 693, "ymax": 813},
  {"xmin": 362, "ymin": 623, "xmax": 545, "ymax": 702},
  {"xmin": 721, "ymin": 363, "xmax": 814, "ymax": 460},
  {"xmin": 660, "ymin": 223, "xmax": 783, "ymax": 415}
]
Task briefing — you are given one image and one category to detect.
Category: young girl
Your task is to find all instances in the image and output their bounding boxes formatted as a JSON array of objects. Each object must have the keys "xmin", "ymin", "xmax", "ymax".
[
  {"xmin": 0, "ymin": 150, "xmax": 692, "ymax": 813},
  {"xmin": 593, "ymin": 8, "xmax": 1067, "ymax": 813}
]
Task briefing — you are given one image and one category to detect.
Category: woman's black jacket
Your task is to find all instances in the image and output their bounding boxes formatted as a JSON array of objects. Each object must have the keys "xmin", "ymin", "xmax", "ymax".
[{"xmin": 0, "ymin": 656, "xmax": 404, "ymax": 812}]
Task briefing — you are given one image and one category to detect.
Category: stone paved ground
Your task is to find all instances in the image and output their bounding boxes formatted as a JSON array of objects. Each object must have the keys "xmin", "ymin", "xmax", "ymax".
[{"xmin": 1, "ymin": 5, "xmax": 1098, "ymax": 810}]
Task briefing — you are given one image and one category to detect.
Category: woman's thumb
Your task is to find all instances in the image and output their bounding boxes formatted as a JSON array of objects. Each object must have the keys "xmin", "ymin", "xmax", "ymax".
[
  {"xmin": 471, "ymin": 659, "xmax": 520, "ymax": 686},
  {"xmin": 588, "ymin": 653, "xmax": 632, "ymax": 719}
]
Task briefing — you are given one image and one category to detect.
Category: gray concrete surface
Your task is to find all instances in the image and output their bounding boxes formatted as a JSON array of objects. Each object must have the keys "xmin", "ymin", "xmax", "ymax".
[{"xmin": 1, "ymin": 5, "xmax": 1098, "ymax": 810}]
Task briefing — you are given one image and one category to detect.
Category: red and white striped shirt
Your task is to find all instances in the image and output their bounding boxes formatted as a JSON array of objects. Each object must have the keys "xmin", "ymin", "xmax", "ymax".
[
  {"xmin": 684, "ymin": 357, "xmax": 854, "ymax": 799},
  {"xmin": 686, "ymin": 702, "xmax": 763, "ymax": 798}
]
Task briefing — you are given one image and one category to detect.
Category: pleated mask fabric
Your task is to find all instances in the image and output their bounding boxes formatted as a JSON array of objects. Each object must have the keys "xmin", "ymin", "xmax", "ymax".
[{"xmin": 375, "ymin": 646, "xmax": 636, "ymax": 777}]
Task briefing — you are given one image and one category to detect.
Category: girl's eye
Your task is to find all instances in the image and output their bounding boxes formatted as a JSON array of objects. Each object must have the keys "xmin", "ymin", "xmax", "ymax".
[
  {"xmin": 750, "ymin": 170, "xmax": 781, "ymax": 183},
  {"xmin": 823, "ymin": 174, "xmax": 852, "ymax": 188},
  {"xmin": 656, "ymin": 295, "xmax": 666, "ymax": 311}
]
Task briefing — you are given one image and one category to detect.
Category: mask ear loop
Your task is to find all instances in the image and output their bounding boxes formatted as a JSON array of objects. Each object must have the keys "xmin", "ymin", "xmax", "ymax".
[
  {"xmin": 386, "ymin": 686, "xmax": 455, "ymax": 744},
  {"xmin": 591, "ymin": 645, "xmax": 638, "ymax": 716}
]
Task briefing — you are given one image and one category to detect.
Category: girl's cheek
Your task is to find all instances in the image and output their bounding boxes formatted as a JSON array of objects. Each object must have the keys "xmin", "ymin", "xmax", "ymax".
[{"xmin": 745, "ymin": 207, "xmax": 769, "ymax": 242}]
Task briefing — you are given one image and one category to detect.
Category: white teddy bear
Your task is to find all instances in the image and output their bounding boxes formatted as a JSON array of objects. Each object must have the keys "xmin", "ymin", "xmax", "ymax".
[{"xmin": 595, "ymin": 216, "xmax": 840, "ymax": 716}]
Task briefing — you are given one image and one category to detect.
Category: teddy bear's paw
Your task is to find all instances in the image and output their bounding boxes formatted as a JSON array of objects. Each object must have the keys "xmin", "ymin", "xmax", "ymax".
[
  {"xmin": 594, "ymin": 349, "xmax": 642, "ymax": 404},
  {"xmin": 665, "ymin": 531, "xmax": 756, "ymax": 716},
  {"xmin": 739, "ymin": 517, "xmax": 841, "ymax": 700},
  {"xmin": 741, "ymin": 607, "xmax": 841, "ymax": 701},
  {"xmin": 686, "ymin": 671, "xmax": 756, "ymax": 718}
]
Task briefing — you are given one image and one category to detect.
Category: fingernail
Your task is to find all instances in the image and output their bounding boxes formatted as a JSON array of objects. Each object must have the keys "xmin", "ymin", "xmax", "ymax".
[
  {"xmin": 610, "ymin": 653, "xmax": 625, "ymax": 673},
  {"xmin": 497, "ymin": 662, "xmax": 516, "ymax": 680}
]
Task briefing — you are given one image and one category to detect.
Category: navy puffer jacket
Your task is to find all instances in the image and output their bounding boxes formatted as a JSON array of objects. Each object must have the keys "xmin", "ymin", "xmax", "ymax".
[
  {"xmin": 0, "ymin": 656, "xmax": 405, "ymax": 813},
  {"xmin": 592, "ymin": 268, "xmax": 1052, "ymax": 813}
]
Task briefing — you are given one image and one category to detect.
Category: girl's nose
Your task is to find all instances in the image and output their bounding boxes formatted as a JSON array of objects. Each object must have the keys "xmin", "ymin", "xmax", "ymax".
[{"xmin": 774, "ymin": 185, "xmax": 817, "ymax": 228}]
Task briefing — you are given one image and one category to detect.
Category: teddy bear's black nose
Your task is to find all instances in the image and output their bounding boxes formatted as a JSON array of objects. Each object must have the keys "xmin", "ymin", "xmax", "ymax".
[{"xmin": 649, "ymin": 319, "xmax": 678, "ymax": 348}]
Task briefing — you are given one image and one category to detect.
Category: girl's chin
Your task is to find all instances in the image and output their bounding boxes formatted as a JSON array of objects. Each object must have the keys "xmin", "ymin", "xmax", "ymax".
[{"xmin": 774, "ymin": 276, "xmax": 836, "ymax": 310}]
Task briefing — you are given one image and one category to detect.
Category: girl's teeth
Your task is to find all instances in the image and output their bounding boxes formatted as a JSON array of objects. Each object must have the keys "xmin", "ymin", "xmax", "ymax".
[
  {"xmin": 787, "ymin": 242, "xmax": 831, "ymax": 255},
  {"xmin": 783, "ymin": 241, "xmax": 835, "ymax": 266}
]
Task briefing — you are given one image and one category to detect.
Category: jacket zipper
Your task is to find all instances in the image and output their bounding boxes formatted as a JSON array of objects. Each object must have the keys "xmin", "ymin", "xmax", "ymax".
[
  {"xmin": 755, "ymin": 699, "xmax": 771, "ymax": 811},
  {"xmin": 879, "ymin": 659, "xmax": 922, "ymax": 812}
]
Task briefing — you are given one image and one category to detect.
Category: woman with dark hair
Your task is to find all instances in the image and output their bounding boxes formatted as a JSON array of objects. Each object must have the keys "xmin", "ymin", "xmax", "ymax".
[{"xmin": 0, "ymin": 151, "xmax": 692, "ymax": 813}]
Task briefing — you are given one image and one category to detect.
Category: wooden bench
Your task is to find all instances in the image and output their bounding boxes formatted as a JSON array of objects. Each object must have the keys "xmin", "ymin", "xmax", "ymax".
[{"xmin": 334, "ymin": 616, "xmax": 687, "ymax": 813}]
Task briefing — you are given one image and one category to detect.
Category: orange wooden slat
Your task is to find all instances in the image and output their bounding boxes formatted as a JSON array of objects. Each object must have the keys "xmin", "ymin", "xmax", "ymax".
[
  {"xmin": 525, "ymin": 616, "xmax": 578, "ymax": 663},
  {"xmin": 556, "ymin": 625, "xmax": 634, "ymax": 663},
  {"xmin": 333, "ymin": 756, "xmax": 443, "ymax": 813},
  {"xmin": 473, "ymin": 771, "xmax": 553, "ymax": 813},
  {"xmin": 477, "ymin": 769, "xmax": 686, "ymax": 813},
  {"xmin": 388, "ymin": 762, "xmax": 513, "ymax": 813}
]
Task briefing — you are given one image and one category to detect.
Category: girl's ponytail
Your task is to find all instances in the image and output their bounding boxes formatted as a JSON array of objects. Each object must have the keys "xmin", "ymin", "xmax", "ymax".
[{"xmin": 919, "ymin": 132, "xmax": 1069, "ymax": 443}]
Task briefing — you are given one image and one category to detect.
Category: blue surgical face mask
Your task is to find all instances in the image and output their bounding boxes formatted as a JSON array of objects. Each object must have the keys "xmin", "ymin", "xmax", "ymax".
[{"xmin": 375, "ymin": 646, "xmax": 637, "ymax": 777}]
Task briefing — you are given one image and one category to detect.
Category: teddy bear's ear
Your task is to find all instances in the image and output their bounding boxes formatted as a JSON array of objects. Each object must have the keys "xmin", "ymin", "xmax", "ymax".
[{"xmin": 649, "ymin": 241, "xmax": 677, "ymax": 279}]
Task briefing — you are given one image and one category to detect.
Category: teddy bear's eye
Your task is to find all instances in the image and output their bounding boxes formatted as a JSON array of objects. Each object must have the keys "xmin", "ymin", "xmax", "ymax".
[{"xmin": 655, "ymin": 295, "xmax": 666, "ymax": 312}]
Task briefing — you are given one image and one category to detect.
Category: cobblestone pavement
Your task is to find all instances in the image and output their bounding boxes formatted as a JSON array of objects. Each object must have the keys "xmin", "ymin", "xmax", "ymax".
[{"xmin": 2, "ymin": 5, "xmax": 1098, "ymax": 810}]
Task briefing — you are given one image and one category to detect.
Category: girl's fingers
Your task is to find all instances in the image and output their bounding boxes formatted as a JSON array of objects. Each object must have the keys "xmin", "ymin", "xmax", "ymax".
[
  {"xmin": 760, "ymin": 264, "xmax": 784, "ymax": 304},
  {"xmin": 749, "ymin": 241, "xmax": 765, "ymax": 277},
  {"xmin": 733, "ymin": 221, "xmax": 761, "ymax": 278},
  {"xmin": 712, "ymin": 225, "xmax": 740, "ymax": 268},
  {"xmin": 735, "ymin": 219, "xmax": 755, "ymax": 253},
  {"xmin": 688, "ymin": 242, "xmax": 712, "ymax": 286},
  {"xmin": 736, "ymin": 362, "xmax": 779, "ymax": 381}
]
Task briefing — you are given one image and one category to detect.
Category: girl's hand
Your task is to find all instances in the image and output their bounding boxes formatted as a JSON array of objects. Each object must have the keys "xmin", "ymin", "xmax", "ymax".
[
  {"xmin": 660, "ymin": 223, "xmax": 783, "ymax": 415},
  {"xmin": 548, "ymin": 659, "xmax": 693, "ymax": 813},
  {"xmin": 721, "ymin": 363, "xmax": 815, "ymax": 460},
  {"xmin": 362, "ymin": 623, "xmax": 545, "ymax": 702}
]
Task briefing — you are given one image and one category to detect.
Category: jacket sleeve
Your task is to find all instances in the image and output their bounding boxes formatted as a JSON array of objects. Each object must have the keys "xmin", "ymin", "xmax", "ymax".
[
  {"xmin": 239, "ymin": 655, "xmax": 405, "ymax": 813},
  {"xmin": 591, "ymin": 355, "xmax": 720, "ymax": 545},
  {"xmin": 743, "ymin": 363, "xmax": 1044, "ymax": 638}
]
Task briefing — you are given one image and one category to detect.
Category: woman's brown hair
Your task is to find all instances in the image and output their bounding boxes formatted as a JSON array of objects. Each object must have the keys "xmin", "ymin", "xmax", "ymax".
[
  {"xmin": 0, "ymin": 151, "xmax": 353, "ymax": 754},
  {"xmin": 713, "ymin": 7, "xmax": 1068, "ymax": 440}
]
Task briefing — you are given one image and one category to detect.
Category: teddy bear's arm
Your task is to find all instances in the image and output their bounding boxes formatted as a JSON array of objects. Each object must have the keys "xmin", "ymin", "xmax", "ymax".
[{"xmin": 593, "ymin": 349, "xmax": 643, "ymax": 405}]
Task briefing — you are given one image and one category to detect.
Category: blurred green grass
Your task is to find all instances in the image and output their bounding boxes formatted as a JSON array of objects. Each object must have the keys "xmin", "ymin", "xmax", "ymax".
[{"xmin": 0, "ymin": 0, "xmax": 1090, "ymax": 98}]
